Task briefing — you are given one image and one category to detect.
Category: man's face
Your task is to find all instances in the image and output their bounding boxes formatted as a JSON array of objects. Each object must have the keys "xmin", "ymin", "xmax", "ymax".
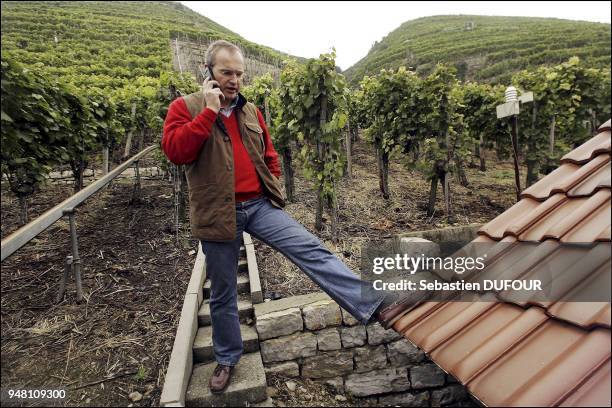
[{"xmin": 207, "ymin": 48, "xmax": 245, "ymax": 102}]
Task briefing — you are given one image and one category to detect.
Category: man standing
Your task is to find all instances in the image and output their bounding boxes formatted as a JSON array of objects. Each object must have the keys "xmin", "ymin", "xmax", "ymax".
[{"xmin": 162, "ymin": 40, "xmax": 412, "ymax": 393}]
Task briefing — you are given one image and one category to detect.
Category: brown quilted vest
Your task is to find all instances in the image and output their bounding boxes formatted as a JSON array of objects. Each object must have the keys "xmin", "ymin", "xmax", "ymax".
[{"xmin": 181, "ymin": 91, "xmax": 285, "ymax": 241}]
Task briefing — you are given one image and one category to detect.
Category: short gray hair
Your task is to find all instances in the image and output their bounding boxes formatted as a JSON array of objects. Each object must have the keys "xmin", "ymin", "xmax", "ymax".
[{"xmin": 205, "ymin": 40, "xmax": 243, "ymax": 67}]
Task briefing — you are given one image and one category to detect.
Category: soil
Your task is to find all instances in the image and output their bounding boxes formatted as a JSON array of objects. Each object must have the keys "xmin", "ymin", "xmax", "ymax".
[
  {"xmin": 1, "ymin": 137, "xmax": 519, "ymax": 407},
  {"xmin": 1, "ymin": 178, "xmax": 196, "ymax": 407}
]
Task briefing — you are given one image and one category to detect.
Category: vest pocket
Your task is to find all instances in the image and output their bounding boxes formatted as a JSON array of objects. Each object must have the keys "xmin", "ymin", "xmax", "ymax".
[
  {"xmin": 244, "ymin": 122, "xmax": 265, "ymax": 153},
  {"xmin": 189, "ymin": 183, "xmax": 217, "ymax": 228}
]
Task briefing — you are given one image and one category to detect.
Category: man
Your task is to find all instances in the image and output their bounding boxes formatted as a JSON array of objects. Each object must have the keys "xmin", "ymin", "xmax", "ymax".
[{"xmin": 162, "ymin": 40, "xmax": 416, "ymax": 393}]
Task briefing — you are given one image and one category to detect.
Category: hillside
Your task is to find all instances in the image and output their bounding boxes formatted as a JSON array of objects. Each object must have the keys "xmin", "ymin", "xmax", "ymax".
[
  {"xmin": 344, "ymin": 15, "xmax": 611, "ymax": 86},
  {"xmin": 0, "ymin": 1, "xmax": 293, "ymax": 88}
]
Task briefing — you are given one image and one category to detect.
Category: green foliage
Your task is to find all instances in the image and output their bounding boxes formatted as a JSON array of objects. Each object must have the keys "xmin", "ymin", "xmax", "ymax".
[
  {"xmin": 360, "ymin": 66, "xmax": 421, "ymax": 159},
  {"xmin": 1, "ymin": 1, "xmax": 290, "ymax": 88},
  {"xmin": 241, "ymin": 73, "xmax": 275, "ymax": 112},
  {"xmin": 359, "ymin": 64, "xmax": 475, "ymax": 181},
  {"xmin": 345, "ymin": 15, "xmax": 611, "ymax": 86},
  {"xmin": 1, "ymin": 57, "xmax": 72, "ymax": 197},
  {"xmin": 512, "ymin": 56, "xmax": 610, "ymax": 171},
  {"xmin": 1, "ymin": 1, "xmax": 211, "ymax": 198},
  {"xmin": 459, "ymin": 82, "xmax": 510, "ymax": 159},
  {"xmin": 134, "ymin": 365, "xmax": 147, "ymax": 381},
  {"xmin": 357, "ymin": 57, "xmax": 609, "ymax": 190},
  {"xmin": 0, "ymin": 0, "xmax": 284, "ymax": 182},
  {"xmin": 274, "ymin": 59, "xmax": 304, "ymax": 152},
  {"xmin": 275, "ymin": 51, "xmax": 348, "ymax": 201},
  {"xmin": 241, "ymin": 72, "xmax": 279, "ymax": 134},
  {"xmin": 346, "ymin": 88, "xmax": 368, "ymax": 132}
]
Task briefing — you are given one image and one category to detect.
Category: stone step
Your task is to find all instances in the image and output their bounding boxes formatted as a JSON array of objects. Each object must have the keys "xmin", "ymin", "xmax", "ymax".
[
  {"xmin": 238, "ymin": 258, "xmax": 248, "ymax": 273},
  {"xmin": 185, "ymin": 351, "xmax": 267, "ymax": 407},
  {"xmin": 198, "ymin": 296, "xmax": 254, "ymax": 326},
  {"xmin": 203, "ymin": 274, "xmax": 250, "ymax": 298},
  {"xmin": 193, "ymin": 324, "xmax": 259, "ymax": 364}
]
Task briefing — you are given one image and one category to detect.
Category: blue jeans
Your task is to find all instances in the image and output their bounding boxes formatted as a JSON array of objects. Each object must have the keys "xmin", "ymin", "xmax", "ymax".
[{"xmin": 201, "ymin": 195, "xmax": 386, "ymax": 366}]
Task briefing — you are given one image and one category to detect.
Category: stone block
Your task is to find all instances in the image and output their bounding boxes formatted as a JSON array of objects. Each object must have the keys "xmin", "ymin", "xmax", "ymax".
[
  {"xmin": 353, "ymin": 345, "xmax": 387, "ymax": 373},
  {"xmin": 366, "ymin": 322, "xmax": 402, "ymax": 345},
  {"xmin": 431, "ymin": 384, "xmax": 468, "ymax": 407},
  {"xmin": 340, "ymin": 325, "xmax": 367, "ymax": 348},
  {"xmin": 256, "ymin": 307, "xmax": 303, "ymax": 340},
  {"xmin": 410, "ymin": 364, "xmax": 446, "ymax": 389},
  {"xmin": 316, "ymin": 327, "xmax": 341, "ymax": 351},
  {"xmin": 316, "ymin": 377, "xmax": 344, "ymax": 394},
  {"xmin": 185, "ymin": 352, "xmax": 267, "ymax": 406},
  {"xmin": 301, "ymin": 350, "xmax": 353, "ymax": 379},
  {"xmin": 263, "ymin": 361, "xmax": 300, "ymax": 378},
  {"xmin": 341, "ymin": 308, "xmax": 360, "ymax": 326},
  {"xmin": 387, "ymin": 338, "xmax": 425, "ymax": 366},
  {"xmin": 447, "ymin": 374, "xmax": 459, "ymax": 384},
  {"xmin": 345, "ymin": 367, "xmax": 410, "ymax": 397},
  {"xmin": 379, "ymin": 391, "xmax": 430, "ymax": 407},
  {"xmin": 253, "ymin": 292, "xmax": 329, "ymax": 318},
  {"xmin": 260, "ymin": 332, "xmax": 316, "ymax": 363},
  {"xmin": 302, "ymin": 300, "xmax": 342, "ymax": 330}
]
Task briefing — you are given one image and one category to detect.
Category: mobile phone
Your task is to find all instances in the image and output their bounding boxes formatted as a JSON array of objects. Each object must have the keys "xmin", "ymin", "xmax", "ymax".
[{"xmin": 199, "ymin": 66, "xmax": 219, "ymax": 89}]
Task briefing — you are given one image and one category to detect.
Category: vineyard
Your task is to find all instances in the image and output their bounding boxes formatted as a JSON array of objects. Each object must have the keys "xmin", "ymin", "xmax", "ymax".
[
  {"xmin": 1, "ymin": 1, "xmax": 612, "ymax": 406},
  {"xmin": 344, "ymin": 15, "xmax": 611, "ymax": 86}
]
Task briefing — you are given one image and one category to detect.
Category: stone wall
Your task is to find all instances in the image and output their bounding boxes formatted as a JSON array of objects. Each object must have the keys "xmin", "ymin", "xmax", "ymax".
[{"xmin": 254, "ymin": 293, "xmax": 474, "ymax": 407}]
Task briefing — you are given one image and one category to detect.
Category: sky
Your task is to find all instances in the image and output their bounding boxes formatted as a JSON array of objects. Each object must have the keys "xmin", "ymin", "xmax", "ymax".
[{"xmin": 180, "ymin": 1, "xmax": 611, "ymax": 71}]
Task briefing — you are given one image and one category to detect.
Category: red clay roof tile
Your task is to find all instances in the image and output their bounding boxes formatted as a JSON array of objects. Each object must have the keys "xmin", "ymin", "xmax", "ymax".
[
  {"xmin": 402, "ymin": 299, "xmax": 497, "ymax": 353},
  {"xmin": 560, "ymin": 198, "xmax": 611, "ymax": 242},
  {"xmin": 546, "ymin": 258, "xmax": 611, "ymax": 329},
  {"xmin": 541, "ymin": 189, "xmax": 611, "ymax": 241},
  {"xmin": 467, "ymin": 322, "xmax": 610, "ymax": 407},
  {"xmin": 516, "ymin": 196, "xmax": 584, "ymax": 241},
  {"xmin": 597, "ymin": 119, "xmax": 611, "ymax": 132},
  {"xmin": 558, "ymin": 360, "xmax": 611, "ymax": 407},
  {"xmin": 521, "ymin": 162, "xmax": 581, "ymax": 200},
  {"xmin": 428, "ymin": 305, "xmax": 548, "ymax": 384},
  {"xmin": 384, "ymin": 120, "xmax": 612, "ymax": 407},
  {"xmin": 561, "ymin": 130, "xmax": 611, "ymax": 164},
  {"xmin": 522, "ymin": 154, "xmax": 610, "ymax": 201},
  {"xmin": 507, "ymin": 194, "xmax": 568, "ymax": 239},
  {"xmin": 567, "ymin": 157, "xmax": 611, "ymax": 197},
  {"xmin": 499, "ymin": 244, "xmax": 610, "ymax": 315},
  {"xmin": 478, "ymin": 198, "xmax": 540, "ymax": 239}
]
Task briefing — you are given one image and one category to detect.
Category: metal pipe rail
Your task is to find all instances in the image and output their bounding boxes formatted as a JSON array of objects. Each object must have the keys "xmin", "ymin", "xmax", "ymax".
[{"xmin": 1, "ymin": 145, "xmax": 158, "ymax": 262}]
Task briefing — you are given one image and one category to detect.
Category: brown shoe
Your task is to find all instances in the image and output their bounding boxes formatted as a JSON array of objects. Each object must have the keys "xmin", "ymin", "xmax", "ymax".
[
  {"xmin": 209, "ymin": 364, "xmax": 234, "ymax": 393},
  {"xmin": 375, "ymin": 289, "xmax": 433, "ymax": 329}
]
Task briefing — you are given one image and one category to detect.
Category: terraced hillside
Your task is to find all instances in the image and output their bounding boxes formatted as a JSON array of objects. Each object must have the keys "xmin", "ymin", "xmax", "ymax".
[
  {"xmin": 1, "ymin": 1, "xmax": 292, "ymax": 88},
  {"xmin": 345, "ymin": 15, "xmax": 611, "ymax": 85}
]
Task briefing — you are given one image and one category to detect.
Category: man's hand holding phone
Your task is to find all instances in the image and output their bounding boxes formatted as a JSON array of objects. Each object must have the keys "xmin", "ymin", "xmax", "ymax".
[{"xmin": 202, "ymin": 77, "xmax": 225, "ymax": 114}]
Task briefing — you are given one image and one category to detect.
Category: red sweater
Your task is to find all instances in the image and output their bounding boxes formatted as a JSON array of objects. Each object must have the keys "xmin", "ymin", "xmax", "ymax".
[{"xmin": 162, "ymin": 97, "xmax": 281, "ymax": 202}]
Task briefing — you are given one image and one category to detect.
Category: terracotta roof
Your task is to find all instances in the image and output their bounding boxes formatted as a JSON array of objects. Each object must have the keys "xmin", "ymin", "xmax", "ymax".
[{"xmin": 389, "ymin": 119, "xmax": 612, "ymax": 407}]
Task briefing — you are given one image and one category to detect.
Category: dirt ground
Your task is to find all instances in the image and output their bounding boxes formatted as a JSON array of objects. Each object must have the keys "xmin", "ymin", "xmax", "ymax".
[
  {"xmin": 1, "ymin": 137, "xmax": 518, "ymax": 407},
  {"xmin": 1, "ymin": 177, "xmax": 195, "ymax": 407}
]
